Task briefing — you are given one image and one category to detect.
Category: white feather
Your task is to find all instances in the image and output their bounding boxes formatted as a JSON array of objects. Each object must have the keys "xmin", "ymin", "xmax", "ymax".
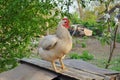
[{"xmin": 39, "ymin": 35, "xmax": 58, "ymax": 50}]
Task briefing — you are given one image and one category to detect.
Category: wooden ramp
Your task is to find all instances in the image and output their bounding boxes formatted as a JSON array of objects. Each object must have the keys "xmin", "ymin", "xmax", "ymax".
[
  {"xmin": 19, "ymin": 58, "xmax": 120, "ymax": 80},
  {"xmin": 0, "ymin": 58, "xmax": 119, "ymax": 80}
]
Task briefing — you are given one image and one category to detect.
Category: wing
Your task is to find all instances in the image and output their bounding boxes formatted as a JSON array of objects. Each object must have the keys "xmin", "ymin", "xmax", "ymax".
[{"xmin": 39, "ymin": 35, "xmax": 58, "ymax": 50}]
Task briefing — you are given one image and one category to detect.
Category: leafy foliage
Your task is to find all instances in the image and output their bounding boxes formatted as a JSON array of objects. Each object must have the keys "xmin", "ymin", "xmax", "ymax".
[
  {"xmin": 0, "ymin": 0, "xmax": 67, "ymax": 72},
  {"xmin": 70, "ymin": 10, "xmax": 103, "ymax": 36},
  {"xmin": 69, "ymin": 12, "xmax": 81, "ymax": 24}
]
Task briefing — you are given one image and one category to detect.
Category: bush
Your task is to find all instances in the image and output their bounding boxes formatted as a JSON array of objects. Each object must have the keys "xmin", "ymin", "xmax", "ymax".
[
  {"xmin": 69, "ymin": 52, "xmax": 81, "ymax": 59},
  {"xmin": 0, "ymin": 0, "xmax": 61, "ymax": 72},
  {"xmin": 80, "ymin": 50, "xmax": 94, "ymax": 61},
  {"xmin": 69, "ymin": 51, "xmax": 94, "ymax": 61}
]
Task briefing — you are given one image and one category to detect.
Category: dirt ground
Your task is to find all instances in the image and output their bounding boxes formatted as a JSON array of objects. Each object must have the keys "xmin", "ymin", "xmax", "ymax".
[{"xmin": 71, "ymin": 38, "xmax": 120, "ymax": 59}]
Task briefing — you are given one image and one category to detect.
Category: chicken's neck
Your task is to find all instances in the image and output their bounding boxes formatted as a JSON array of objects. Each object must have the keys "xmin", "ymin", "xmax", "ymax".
[{"xmin": 56, "ymin": 24, "xmax": 71, "ymax": 40}]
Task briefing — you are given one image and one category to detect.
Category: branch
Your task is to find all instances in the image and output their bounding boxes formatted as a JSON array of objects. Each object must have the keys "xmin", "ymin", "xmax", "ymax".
[{"xmin": 108, "ymin": 4, "xmax": 120, "ymax": 14}]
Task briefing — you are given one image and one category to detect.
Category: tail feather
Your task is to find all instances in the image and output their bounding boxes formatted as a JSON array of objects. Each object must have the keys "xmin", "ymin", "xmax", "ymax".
[{"xmin": 38, "ymin": 47, "xmax": 53, "ymax": 61}]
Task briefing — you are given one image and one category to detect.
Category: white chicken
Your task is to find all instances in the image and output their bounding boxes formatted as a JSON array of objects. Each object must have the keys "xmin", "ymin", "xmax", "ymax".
[{"xmin": 38, "ymin": 18, "xmax": 72, "ymax": 72}]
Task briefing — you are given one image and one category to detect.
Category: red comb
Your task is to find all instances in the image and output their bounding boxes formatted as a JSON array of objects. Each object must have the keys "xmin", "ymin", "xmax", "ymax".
[{"xmin": 62, "ymin": 18, "xmax": 70, "ymax": 29}]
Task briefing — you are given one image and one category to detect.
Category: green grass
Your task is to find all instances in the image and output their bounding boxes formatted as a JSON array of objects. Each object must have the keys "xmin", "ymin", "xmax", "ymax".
[
  {"xmin": 109, "ymin": 57, "xmax": 120, "ymax": 71},
  {"xmin": 116, "ymin": 34, "xmax": 120, "ymax": 43},
  {"xmin": 69, "ymin": 51, "xmax": 94, "ymax": 61},
  {"xmin": 69, "ymin": 52, "xmax": 81, "ymax": 59}
]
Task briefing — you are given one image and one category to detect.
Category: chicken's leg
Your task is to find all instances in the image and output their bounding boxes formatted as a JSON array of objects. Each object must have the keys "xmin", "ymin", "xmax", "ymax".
[
  {"xmin": 51, "ymin": 61, "xmax": 59, "ymax": 72},
  {"xmin": 59, "ymin": 58, "xmax": 66, "ymax": 70}
]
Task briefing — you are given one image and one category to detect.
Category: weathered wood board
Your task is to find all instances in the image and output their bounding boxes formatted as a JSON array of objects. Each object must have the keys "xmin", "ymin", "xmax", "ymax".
[
  {"xmin": 0, "ymin": 64, "xmax": 57, "ymax": 80},
  {"xmin": 19, "ymin": 58, "xmax": 120, "ymax": 80}
]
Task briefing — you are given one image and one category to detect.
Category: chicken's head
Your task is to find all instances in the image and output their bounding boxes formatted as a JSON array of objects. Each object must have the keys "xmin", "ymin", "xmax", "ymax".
[{"xmin": 62, "ymin": 18, "xmax": 70, "ymax": 29}]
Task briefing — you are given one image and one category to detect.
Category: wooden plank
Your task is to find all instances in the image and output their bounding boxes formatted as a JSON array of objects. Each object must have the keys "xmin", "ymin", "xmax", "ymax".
[
  {"xmin": 64, "ymin": 59, "xmax": 120, "ymax": 80},
  {"xmin": 64, "ymin": 59, "xmax": 119, "ymax": 75},
  {"xmin": 20, "ymin": 58, "xmax": 113, "ymax": 80},
  {"xmin": 63, "ymin": 67, "xmax": 104, "ymax": 80},
  {"xmin": 20, "ymin": 58, "xmax": 78, "ymax": 80},
  {"xmin": 0, "ymin": 64, "xmax": 57, "ymax": 80}
]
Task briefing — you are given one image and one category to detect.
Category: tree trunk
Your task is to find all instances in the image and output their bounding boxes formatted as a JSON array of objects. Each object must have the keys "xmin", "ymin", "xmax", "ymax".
[
  {"xmin": 105, "ymin": 25, "xmax": 118, "ymax": 69},
  {"xmin": 76, "ymin": 0, "xmax": 83, "ymax": 19}
]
